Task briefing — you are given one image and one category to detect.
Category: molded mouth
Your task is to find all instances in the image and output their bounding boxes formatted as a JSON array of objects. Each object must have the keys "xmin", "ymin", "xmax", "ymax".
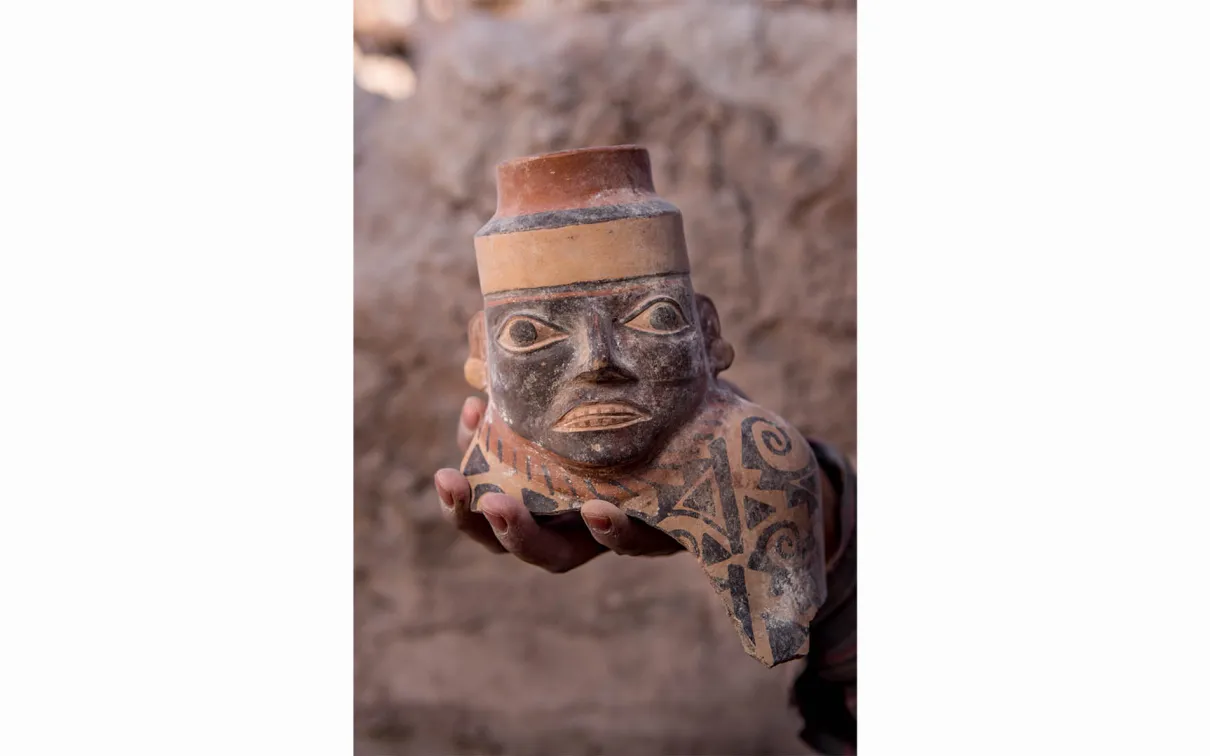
[{"xmin": 552, "ymin": 402, "xmax": 651, "ymax": 433}]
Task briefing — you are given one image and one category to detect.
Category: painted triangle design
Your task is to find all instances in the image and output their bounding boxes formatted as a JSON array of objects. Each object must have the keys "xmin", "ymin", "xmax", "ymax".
[
  {"xmin": 679, "ymin": 474, "xmax": 717, "ymax": 517},
  {"xmin": 744, "ymin": 496, "xmax": 775, "ymax": 528},
  {"xmin": 764, "ymin": 615, "xmax": 810, "ymax": 664},
  {"xmin": 462, "ymin": 445, "xmax": 491, "ymax": 476},
  {"xmin": 521, "ymin": 488, "xmax": 559, "ymax": 513},
  {"xmin": 700, "ymin": 533, "xmax": 730, "ymax": 566}
]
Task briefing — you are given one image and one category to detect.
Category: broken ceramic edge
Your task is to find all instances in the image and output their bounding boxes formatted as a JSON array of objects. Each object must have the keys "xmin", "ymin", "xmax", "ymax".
[{"xmin": 460, "ymin": 387, "xmax": 827, "ymax": 669}]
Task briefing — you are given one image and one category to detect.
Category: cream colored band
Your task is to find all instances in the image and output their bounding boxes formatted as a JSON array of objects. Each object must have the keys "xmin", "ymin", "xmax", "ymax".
[{"xmin": 474, "ymin": 214, "xmax": 688, "ymax": 295}]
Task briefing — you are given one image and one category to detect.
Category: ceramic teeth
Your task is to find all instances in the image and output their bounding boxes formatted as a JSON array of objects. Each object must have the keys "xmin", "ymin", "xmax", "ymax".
[
  {"xmin": 570, "ymin": 415, "xmax": 629, "ymax": 427},
  {"xmin": 581, "ymin": 404, "xmax": 633, "ymax": 416},
  {"xmin": 555, "ymin": 403, "xmax": 650, "ymax": 432}
]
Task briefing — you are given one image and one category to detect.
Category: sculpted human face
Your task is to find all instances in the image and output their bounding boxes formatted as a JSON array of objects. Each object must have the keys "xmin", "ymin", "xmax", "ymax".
[{"xmin": 484, "ymin": 274, "xmax": 711, "ymax": 469}]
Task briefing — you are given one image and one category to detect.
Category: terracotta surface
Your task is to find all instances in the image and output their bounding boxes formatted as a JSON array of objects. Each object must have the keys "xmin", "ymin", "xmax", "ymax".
[
  {"xmin": 354, "ymin": 2, "xmax": 854, "ymax": 752},
  {"xmin": 461, "ymin": 146, "xmax": 828, "ymax": 668},
  {"xmin": 474, "ymin": 214, "xmax": 689, "ymax": 294},
  {"xmin": 492, "ymin": 145, "xmax": 657, "ymax": 217}
]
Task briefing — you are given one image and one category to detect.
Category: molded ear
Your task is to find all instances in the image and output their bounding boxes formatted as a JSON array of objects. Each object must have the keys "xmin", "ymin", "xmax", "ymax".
[
  {"xmin": 463, "ymin": 310, "xmax": 488, "ymax": 391},
  {"xmin": 695, "ymin": 293, "xmax": 734, "ymax": 376}
]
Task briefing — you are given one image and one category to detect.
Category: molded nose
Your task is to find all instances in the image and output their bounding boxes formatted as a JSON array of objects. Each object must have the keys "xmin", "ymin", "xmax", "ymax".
[
  {"xmin": 576, "ymin": 315, "xmax": 636, "ymax": 384},
  {"xmin": 578, "ymin": 362, "xmax": 636, "ymax": 384}
]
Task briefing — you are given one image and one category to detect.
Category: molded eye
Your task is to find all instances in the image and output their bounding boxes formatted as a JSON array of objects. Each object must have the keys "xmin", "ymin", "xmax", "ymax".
[
  {"xmin": 623, "ymin": 299, "xmax": 690, "ymax": 334},
  {"xmin": 496, "ymin": 315, "xmax": 568, "ymax": 353}
]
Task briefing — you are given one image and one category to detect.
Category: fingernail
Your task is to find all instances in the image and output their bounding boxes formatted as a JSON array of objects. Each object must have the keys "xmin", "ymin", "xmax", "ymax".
[
  {"xmin": 483, "ymin": 511, "xmax": 507, "ymax": 534},
  {"xmin": 583, "ymin": 514, "xmax": 612, "ymax": 534},
  {"xmin": 437, "ymin": 489, "xmax": 453, "ymax": 512}
]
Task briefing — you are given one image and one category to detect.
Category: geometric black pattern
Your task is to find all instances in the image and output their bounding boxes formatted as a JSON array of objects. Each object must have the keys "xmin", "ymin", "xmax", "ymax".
[
  {"xmin": 764, "ymin": 614, "xmax": 810, "ymax": 664},
  {"xmin": 680, "ymin": 476, "xmax": 717, "ymax": 517},
  {"xmin": 700, "ymin": 533, "xmax": 730, "ymax": 566},
  {"xmin": 462, "ymin": 445, "xmax": 491, "ymax": 476},
  {"xmin": 728, "ymin": 564, "xmax": 755, "ymax": 645},
  {"xmin": 744, "ymin": 496, "xmax": 776, "ymax": 528},
  {"xmin": 521, "ymin": 488, "xmax": 559, "ymax": 513}
]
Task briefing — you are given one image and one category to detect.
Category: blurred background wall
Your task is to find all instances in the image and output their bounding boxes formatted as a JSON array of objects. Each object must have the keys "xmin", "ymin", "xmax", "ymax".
[{"xmin": 354, "ymin": 1, "xmax": 855, "ymax": 753}]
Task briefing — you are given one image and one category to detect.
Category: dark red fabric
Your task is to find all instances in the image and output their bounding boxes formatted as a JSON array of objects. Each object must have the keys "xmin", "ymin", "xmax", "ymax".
[{"xmin": 792, "ymin": 439, "xmax": 857, "ymax": 754}]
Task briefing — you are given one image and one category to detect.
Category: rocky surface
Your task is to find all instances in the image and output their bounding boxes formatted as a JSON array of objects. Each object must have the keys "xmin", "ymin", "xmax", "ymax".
[{"xmin": 354, "ymin": 2, "xmax": 855, "ymax": 753}]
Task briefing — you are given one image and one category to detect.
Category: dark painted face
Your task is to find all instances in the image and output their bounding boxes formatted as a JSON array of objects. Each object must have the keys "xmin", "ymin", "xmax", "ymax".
[{"xmin": 485, "ymin": 274, "xmax": 711, "ymax": 469}]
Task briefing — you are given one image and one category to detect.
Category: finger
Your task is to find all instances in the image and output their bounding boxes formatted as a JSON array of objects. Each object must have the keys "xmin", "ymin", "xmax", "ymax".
[
  {"xmin": 434, "ymin": 468, "xmax": 505, "ymax": 553},
  {"xmin": 580, "ymin": 499, "xmax": 684, "ymax": 556},
  {"xmin": 478, "ymin": 493, "xmax": 605, "ymax": 573},
  {"xmin": 456, "ymin": 396, "xmax": 487, "ymax": 453}
]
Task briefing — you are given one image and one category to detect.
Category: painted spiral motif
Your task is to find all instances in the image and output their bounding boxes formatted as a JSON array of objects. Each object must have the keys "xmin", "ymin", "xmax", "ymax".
[
  {"xmin": 774, "ymin": 526, "xmax": 799, "ymax": 561},
  {"xmin": 744, "ymin": 417, "xmax": 811, "ymax": 474},
  {"xmin": 748, "ymin": 521, "xmax": 815, "ymax": 600}
]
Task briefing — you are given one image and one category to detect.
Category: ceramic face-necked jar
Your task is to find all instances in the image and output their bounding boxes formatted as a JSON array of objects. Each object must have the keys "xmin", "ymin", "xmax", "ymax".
[{"xmin": 459, "ymin": 145, "xmax": 827, "ymax": 667}]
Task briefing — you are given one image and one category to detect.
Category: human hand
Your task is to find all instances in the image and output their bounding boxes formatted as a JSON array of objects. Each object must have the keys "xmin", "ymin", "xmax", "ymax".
[{"xmin": 433, "ymin": 396, "xmax": 684, "ymax": 573}]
